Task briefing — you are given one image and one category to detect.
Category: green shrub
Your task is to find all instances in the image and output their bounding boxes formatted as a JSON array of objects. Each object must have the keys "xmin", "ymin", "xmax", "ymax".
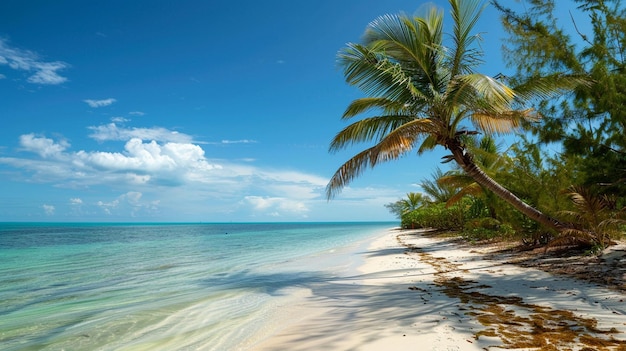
[
  {"xmin": 461, "ymin": 217, "xmax": 515, "ymax": 242},
  {"xmin": 401, "ymin": 202, "xmax": 466, "ymax": 230}
]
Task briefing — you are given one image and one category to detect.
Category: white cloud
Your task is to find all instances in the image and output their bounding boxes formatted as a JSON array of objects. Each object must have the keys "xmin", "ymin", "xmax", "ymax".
[
  {"xmin": 19, "ymin": 133, "xmax": 69, "ymax": 158},
  {"xmin": 129, "ymin": 111, "xmax": 145, "ymax": 116},
  {"xmin": 43, "ymin": 204, "xmax": 55, "ymax": 215},
  {"xmin": 74, "ymin": 137, "xmax": 219, "ymax": 178},
  {"xmin": 111, "ymin": 116, "xmax": 130, "ymax": 123},
  {"xmin": 97, "ymin": 199, "xmax": 119, "ymax": 215},
  {"xmin": 28, "ymin": 62, "xmax": 68, "ymax": 84},
  {"xmin": 221, "ymin": 139, "xmax": 257, "ymax": 144},
  {"xmin": 95, "ymin": 191, "xmax": 159, "ymax": 217},
  {"xmin": 88, "ymin": 123, "xmax": 194, "ymax": 143},
  {"xmin": 11, "ymin": 132, "xmax": 221, "ymax": 188},
  {"xmin": 84, "ymin": 98, "xmax": 116, "ymax": 108},
  {"xmin": 0, "ymin": 38, "xmax": 68, "ymax": 85},
  {"xmin": 244, "ymin": 196, "xmax": 309, "ymax": 216},
  {"xmin": 126, "ymin": 173, "xmax": 151, "ymax": 184},
  {"xmin": 0, "ymin": 122, "xmax": 404, "ymax": 221}
]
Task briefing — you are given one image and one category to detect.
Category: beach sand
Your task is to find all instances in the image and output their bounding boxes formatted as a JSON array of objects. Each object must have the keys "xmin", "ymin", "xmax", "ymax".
[{"xmin": 254, "ymin": 229, "xmax": 626, "ymax": 350}]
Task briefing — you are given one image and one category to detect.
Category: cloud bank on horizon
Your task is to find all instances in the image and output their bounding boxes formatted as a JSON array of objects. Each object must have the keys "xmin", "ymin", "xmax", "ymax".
[
  {"xmin": 1, "ymin": 115, "xmax": 400, "ymax": 221},
  {"xmin": 4, "ymin": 121, "xmax": 317, "ymax": 219}
]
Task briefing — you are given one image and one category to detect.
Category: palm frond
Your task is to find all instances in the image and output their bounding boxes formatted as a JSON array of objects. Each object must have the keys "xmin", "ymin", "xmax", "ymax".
[
  {"xmin": 338, "ymin": 43, "xmax": 427, "ymax": 102},
  {"xmin": 342, "ymin": 97, "xmax": 409, "ymax": 119},
  {"xmin": 597, "ymin": 218, "xmax": 626, "ymax": 233},
  {"xmin": 547, "ymin": 228, "xmax": 595, "ymax": 248},
  {"xmin": 471, "ymin": 109, "xmax": 538, "ymax": 135},
  {"xmin": 371, "ymin": 119, "xmax": 433, "ymax": 160},
  {"xmin": 553, "ymin": 186, "xmax": 626, "ymax": 250},
  {"xmin": 363, "ymin": 10, "xmax": 445, "ymax": 89},
  {"xmin": 420, "ymin": 167, "xmax": 459, "ymax": 203},
  {"xmin": 326, "ymin": 147, "xmax": 378, "ymax": 199},
  {"xmin": 438, "ymin": 172, "xmax": 474, "ymax": 188},
  {"xmin": 327, "ymin": 119, "xmax": 439, "ymax": 198},
  {"xmin": 417, "ymin": 134, "xmax": 439, "ymax": 154},
  {"xmin": 445, "ymin": 182, "xmax": 483, "ymax": 207},
  {"xmin": 327, "ymin": 134, "xmax": 415, "ymax": 199},
  {"xmin": 329, "ymin": 115, "xmax": 414, "ymax": 152},
  {"xmin": 450, "ymin": 73, "xmax": 516, "ymax": 112},
  {"xmin": 364, "ymin": 14, "xmax": 422, "ymax": 62},
  {"xmin": 449, "ymin": 0, "xmax": 486, "ymax": 76},
  {"xmin": 562, "ymin": 185, "xmax": 611, "ymax": 226}
]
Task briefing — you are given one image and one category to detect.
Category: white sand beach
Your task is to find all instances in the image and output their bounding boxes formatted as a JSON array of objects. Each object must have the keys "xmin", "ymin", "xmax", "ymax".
[{"xmin": 254, "ymin": 229, "xmax": 626, "ymax": 350}]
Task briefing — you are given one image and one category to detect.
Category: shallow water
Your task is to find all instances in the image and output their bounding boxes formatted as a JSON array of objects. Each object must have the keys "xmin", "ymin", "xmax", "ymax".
[{"xmin": 0, "ymin": 222, "xmax": 393, "ymax": 350}]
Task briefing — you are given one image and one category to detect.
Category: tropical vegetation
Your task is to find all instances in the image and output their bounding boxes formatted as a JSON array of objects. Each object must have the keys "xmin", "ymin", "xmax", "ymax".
[{"xmin": 328, "ymin": 0, "xmax": 626, "ymax": 254}]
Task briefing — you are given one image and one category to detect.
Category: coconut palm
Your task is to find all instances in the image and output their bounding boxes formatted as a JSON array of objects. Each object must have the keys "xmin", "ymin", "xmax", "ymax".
[
  {"xmin": 401, "ymin": 192, "xmax": 429, "ymax": 213},
  {"xmin": 438, "ymin": 136, "xmax": 509, "ymax": 218},
  {"xmin": 384, "ymin": 192, "xmax": 429, "ymax": 219},
  {"xmin": 326, "ymin": 0, "xmax": 585, "ymax": 231}
]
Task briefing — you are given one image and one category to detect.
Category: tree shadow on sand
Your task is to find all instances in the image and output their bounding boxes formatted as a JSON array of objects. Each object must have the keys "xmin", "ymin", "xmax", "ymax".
[{"xmin": 202, "ymin": 234, "xmax": 626, "ymax": 350}]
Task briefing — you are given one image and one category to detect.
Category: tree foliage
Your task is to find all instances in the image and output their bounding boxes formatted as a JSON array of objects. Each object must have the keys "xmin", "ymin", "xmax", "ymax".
[
  {"xmin": 555, "ymin": 186, "xmax": 626, "ymax": 252},
  {"xmin": 328, "ymin": 0, "xmax": 584, "ymax": 231},
  {"xmin": 382, "ymin": 1, "xmax": 626, "ymax": 253},
  {"xmin": 494, "ymin": 0, "xmax": 626, "ymax": 196},
  {"xmin": 385, "ymin": 192, "xmax": 429, "ymax": 219}
]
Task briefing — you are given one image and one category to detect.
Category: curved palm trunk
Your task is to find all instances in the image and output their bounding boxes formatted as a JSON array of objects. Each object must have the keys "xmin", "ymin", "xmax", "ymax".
[{"xmin": 449, "ymin": 143, "xmax": 567, "ymax": 232}]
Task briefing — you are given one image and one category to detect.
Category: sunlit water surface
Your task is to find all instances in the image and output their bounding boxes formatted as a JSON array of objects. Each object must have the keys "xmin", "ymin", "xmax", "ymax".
[{"xmin": 0, "ymin": 222, "xmax": 394, "ymax": 350}]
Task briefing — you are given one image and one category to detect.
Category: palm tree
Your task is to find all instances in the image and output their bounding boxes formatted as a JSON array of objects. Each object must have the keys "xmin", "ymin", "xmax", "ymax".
[
  {"xmin": 420, "ymin": 167, "xmax": 458, "ymax": 204},
  {"xmin": 401, "ymin": 192, "xmax": 428, "ymax": 212},
  {"xmin": 438, "ymin": 136, "xmax": 509, "ymax": 218},
  {"xmin": 385, "ymin": 192, "xmax": 429, "ymax": 219},
  {"xmin": 326, "ymin": 0, "xmax": 585, "ymax": 231}
]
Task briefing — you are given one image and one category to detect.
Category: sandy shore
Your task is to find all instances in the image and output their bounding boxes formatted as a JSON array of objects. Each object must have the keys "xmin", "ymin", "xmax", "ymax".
[{"xmin": 254, "ymin": 228, "xmax": 626, "ymax": 350}]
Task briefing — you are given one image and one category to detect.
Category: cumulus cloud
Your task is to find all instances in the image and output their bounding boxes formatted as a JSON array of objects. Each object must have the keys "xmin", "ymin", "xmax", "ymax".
[
  {"xmin": 7, "ymin": 130, "xmax": 221, "ymax": 189},
  {"xmin": 19, "ymin": 134, "xmax": 69, "ymax": 158},
  {"xmin": 0, "ymin": 122, "xmax": 395, "ymax": 221},
  {"xmin": 0, "ymin": 38, "xmax": 69, "ymax": 85},
  {"xmin": 76, "ymin": 138, "xmax": 216, "ymax": 174},
  {"xmin": 84, "ymin": 98, "xmax": 116, "ymax": 108}
]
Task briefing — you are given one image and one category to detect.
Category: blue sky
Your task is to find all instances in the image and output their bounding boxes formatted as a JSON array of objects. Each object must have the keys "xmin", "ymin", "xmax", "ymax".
[{"xmin": 0, "ymin": 1, "xmax": 517, "ymax": 222}]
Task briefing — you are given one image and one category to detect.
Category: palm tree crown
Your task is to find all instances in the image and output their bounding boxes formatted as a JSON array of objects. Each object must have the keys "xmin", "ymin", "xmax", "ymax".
[{"xmin": 327, "ymin": 0, "xmax": 583, "ymax": 231}]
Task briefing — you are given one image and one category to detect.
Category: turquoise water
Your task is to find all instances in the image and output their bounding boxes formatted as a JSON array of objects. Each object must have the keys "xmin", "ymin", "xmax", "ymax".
[{"xmin": 0, "ymin": 222, "xmax": 394, "ymax": 351}]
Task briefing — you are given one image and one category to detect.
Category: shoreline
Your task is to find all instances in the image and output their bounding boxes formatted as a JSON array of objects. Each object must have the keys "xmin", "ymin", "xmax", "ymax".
[{"xmin": 254, "ymin": 228, "xmax": 626, "ymax": 350}]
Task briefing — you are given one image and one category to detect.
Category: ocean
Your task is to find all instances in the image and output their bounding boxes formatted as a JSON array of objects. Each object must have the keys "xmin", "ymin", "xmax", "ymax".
[{"xmin": 0, "ymin": 222, "xmax": 395, "ymax": 351}]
